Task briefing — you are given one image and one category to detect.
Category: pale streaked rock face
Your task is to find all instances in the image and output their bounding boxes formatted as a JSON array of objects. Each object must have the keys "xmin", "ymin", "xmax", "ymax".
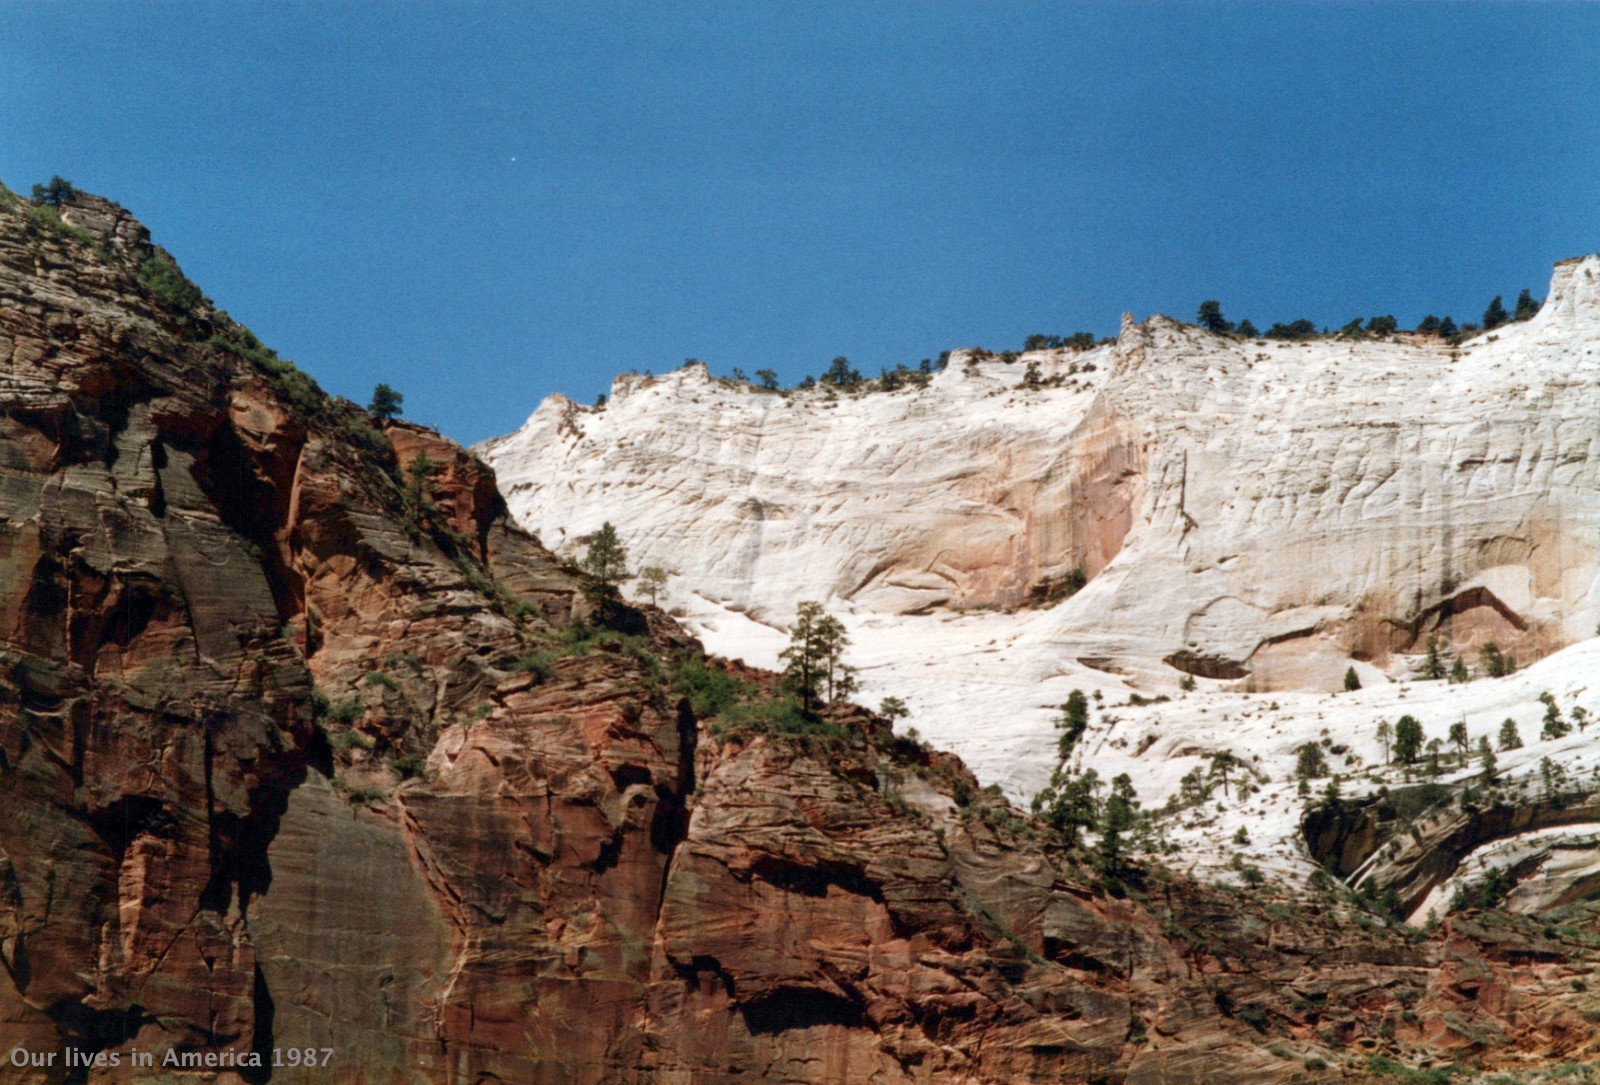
[
  {"xmin": 483, "ymin": 255, "xmax": 1600, "ymax": 694},
  {"xmin": 480, "ymin": 254, "xmax": 1600, "ymax": 903}
]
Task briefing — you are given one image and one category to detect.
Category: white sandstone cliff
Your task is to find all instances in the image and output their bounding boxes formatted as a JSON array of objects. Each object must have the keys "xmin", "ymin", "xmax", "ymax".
[{"xmin": 478, "ymin": 255, "xmax": 1600, "ymax": 906}]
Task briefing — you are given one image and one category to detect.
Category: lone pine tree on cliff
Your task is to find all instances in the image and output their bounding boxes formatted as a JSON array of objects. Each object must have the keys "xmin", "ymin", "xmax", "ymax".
[
  {"xmin": 582, "ymin": 522, "xmax": 630, "ymax": 603},
  {"xmin": 368, "ymin": 383, "xmax": 404, "ymax": 421}
]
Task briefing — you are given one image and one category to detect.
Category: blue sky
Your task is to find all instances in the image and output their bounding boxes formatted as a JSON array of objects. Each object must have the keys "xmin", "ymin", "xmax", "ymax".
[{"xmin": 4, "ymin": 2, "xmax": 1597, "ymax": 444}]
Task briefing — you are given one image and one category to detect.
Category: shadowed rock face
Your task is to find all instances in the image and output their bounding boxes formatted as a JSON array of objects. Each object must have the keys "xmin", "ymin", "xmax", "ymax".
[{"xmin": 1, "ymin": 190, "xmax": 1598, "ymax": 1083}]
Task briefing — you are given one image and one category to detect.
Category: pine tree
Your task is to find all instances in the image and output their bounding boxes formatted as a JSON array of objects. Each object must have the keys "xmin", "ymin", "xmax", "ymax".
[
  {"xmin": 582, "ymin": 522, "xmax": 630, "ymax": 599},
  {"xmin": 1450, "ymin": 656, "xmax": 1470, "ymax": 684},
  {"xmin": 1393, "ymin": 715, "xmax": 1424, "ymax": 764},
  {"xmin": 821, "ymin": 356, "xmax": 862, "ymax": 388},
  {"xmin": 816, "ymin": 612, "xmax": 857, "ymax": 704},
  {"xmin": 1344, "ymin": 666, "xmax": 1361, "ymax": 692},
  {"xmin": 1477, "ymin": 736, "xmax": 1497, "ymax": 782},
  {"xmin": 1498, "ymin": 717, "xmax": 1522, "ymax": 750},
  {"xmin": 780, "ymin": 602, "xmax": 855, "ymax": 711},
  {"xmin": 1055, "ymin": 690, "xmax": 1090, "ymax": 760},
  {"xmin": 1296, "ymin": 742, "xmax": 1329, "ymax": 779},
  {"xmin": 1422, "ymin": 635, "xmax": 1446, "ymax": 680},
  {"xmin": 1438, "ymin": 316, "xmax": 1458, "ymax": 337},
  {"xmin": 1448, "ymin": 720, "xmax": 1470, "ymax": 765},
  {"xmin": 1208, "ymin": 751, "xmax": 1239, "ymax": 798},
  {"xmin": 780, "ymin": 601, "xmax": 826, "ymax": 712},
  {"xmin": 1376, "ymin": 719, "xmax": 1393, "ymax": 764},
  {"xmin": 1031, "ymin": 766, "xmax": 1101, "ymax": 847},
  {"xmin": 1482, "ymin": 295, "xmax": 1508, "ymax": 330},
  {"xmin": 878, "ymin": 696, "xmax": 910, "ymax": 724},
  {"xmin": 401, "ymin": 452, "xmax": 437, "ymax": 534},
  {"xmin": 1236, "ymin": 318, "xmax": 1260, "ymax": 339},
  {"xmin": 1097, "ymin": 773, "xmax": 1138, "ymax": 868},
  {"xmin": 754, "ymin": 368, "xmax": 779, "ymax": 390},
  {"xmin": 368, "ymin": 383, "xmax": 404, "ymax": 421},
  {"xmin": 1513, "ymin": 289, "xmax": 1540, "ymax": 321},
  {"xmin": 1197, "ymin": 300, "xmax": 1233, "ymax": 334},
  {"xmin": 1540, "ymin": 694, "xmax": 1570, "ymax": 740},
  {"xmin": 636, "ymin": 565, "xmax": 668, "ymax": 606},
  {"xmin": 1417, "ymin": 315, "xmax": 1442, "ymax": 335},
  {"xmin": 30, "ymin": 176, "xmax": 77, "ymax": 206}
]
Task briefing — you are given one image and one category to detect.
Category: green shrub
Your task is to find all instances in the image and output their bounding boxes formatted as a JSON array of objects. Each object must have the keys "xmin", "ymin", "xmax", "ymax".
[
  {"xmin": 1365, "ymin": 1055, "xmax": 1456, "ymax": 1084},
  {"xmin": 321, "ymin": 698, "xmax": 361, "ymax": 725},
  {"xmin": 672, "ymin": 653, "xmax": 751, "ymax": 718},
  {"xmin": 137, "ymin": 253, "xmax": 203, "ymax": 311},
  {"xmin": 331, "ymin": 728, "xmax": 373, "ymax": 752},
  {"xmin": 389, "ymin": 752, "xmax": 427, "ymax": 779},
  {"xmin": 1236, "ymin": 1003, "xmax": 1270, "ymax": 1032},
  {"xmin": 512, "ymin": 651, "xmax": 557, "ymax": 682},
  {"xmin": 713, "ymin": 695, "xmax": 851, "ymax": 744}
]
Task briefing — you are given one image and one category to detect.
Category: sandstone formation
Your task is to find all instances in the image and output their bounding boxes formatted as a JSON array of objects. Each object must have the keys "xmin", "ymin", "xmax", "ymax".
[
  {"xmin": 0, "ymin": 185, "xmax": 1596, "ymax": 1084},
  {"xmin": 480, "ymin": 256, "xmax": 1600, "ymax": 775}
]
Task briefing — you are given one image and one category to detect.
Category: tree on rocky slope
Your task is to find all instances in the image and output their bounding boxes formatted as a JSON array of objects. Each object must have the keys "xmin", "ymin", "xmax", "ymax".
[
  {"xmin": 582, "ymin": 521, "xmax": 630, "ymax": 600},
  {"xmin": 636, "ymin": 564, "xmax": 668, "ymax": 606},
  {"xmin": 1514, "ymin": 289, "xmax": 1541, "ymax": 321},
  {"xmin": 1296, "ymin": 742, "xmax": 1329, "ymax": 779},
  {"xmin": 401, "ymin": 452, "xmax": 437, "ymax": 535},
  {"xmin": 1197, "ymin": 300, "xmax": 1233, "ymax": 334},
  {"xmin": 1483, "ymin": 295, "xmax": 1509, "ymax": 330},
  {"xmin": 1055, "ymin": 690, "xmax": 1090, "ymax": 760},
  {"xmin": 780, "ymin": 601, "xmax": 856, "ymax": 712},
  {"xmin": 30, "ymin": 175, "xmax": 77, "ymax": 206},
  {"xmin": 1478, "ymin": 737, "xmax": 1497, "ymax": 782},
  {"xmin": 1394, "ymin": 715, "xmax": 1425, "ymax": 765},
  {"xmin": 1208, "ymin": 750, "xmax": 1239, "ymax": 797},
  {"xmin": 1376, "ymin": 718, "xmax": 1393, "ymax": 764},
  {"xmin": 1498, "ymin": 717, "xmax": 1523, "ymax": 750},
  {"xmin": 821, "ymin": 356, "xmax": 862, "ymax": 388},
  {"xmin": 1031, "ymin": 766, "xmax": 1101, "ymax": 848},
  {"xmin": 1344, "ymin": 666, "xmax": 1361, "ymax": 692},
  {"xmin": 1097, "ymin": 773, "xmax": 1138, "ymax": 869},
  {"xmin": 369, "ymin": 383, "xmax": 404, "ymax": 421}
]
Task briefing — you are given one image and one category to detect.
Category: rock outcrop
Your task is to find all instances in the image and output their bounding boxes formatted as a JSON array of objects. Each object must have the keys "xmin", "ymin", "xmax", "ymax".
[{"xmin": 1, "ymin": 186, "xmax": 1597, "ymax": 1083}]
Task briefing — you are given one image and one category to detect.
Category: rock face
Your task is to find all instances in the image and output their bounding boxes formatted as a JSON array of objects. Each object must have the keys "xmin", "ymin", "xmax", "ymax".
[
  {"xmin": 484, "ymin": 260, "xmax": 1600, "ymax": 694},
  {"xmin": 2, "ymin": 187, "xmax": 1598, "ymax": 1083}
]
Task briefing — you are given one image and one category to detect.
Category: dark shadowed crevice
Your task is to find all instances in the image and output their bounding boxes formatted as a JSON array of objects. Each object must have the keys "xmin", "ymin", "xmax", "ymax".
[
  {"xmin": 45, "ymin": 1000, "xmax": 155, "ymax": 1085},
  {"xmin": 242, "ymin": 964, "xmax": 275, "ymax": 1084},
  {"xmin": 740, "ymin": 988, "xmax": 864, "ymax": 1034}
]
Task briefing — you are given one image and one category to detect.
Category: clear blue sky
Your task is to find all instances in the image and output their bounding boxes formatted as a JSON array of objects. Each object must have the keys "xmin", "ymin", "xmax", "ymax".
[{"xmin": 5, "ymin": 2, "xmax": 1597, "ymax": 444}]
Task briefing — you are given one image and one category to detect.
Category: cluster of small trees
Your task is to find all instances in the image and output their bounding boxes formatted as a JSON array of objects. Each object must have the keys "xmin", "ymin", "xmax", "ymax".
[
  {"xmin": 1194, "ymin": 290, "xmax": 1541, "ymax": 343},
  {"xmin": 1364, "ymin": 689, "xmax": 1585, "ymax": 783},
  {"xmin": 1415, "ymin": 635, "xmax": 1516, "ymax": 683},
  {"xmin": 779, "ymin": 601, "xmax": 857, "ymax": 713},
  {"xmin": 1023, "ymin": 332, "xmax": 1098, "ymax": 351}
]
